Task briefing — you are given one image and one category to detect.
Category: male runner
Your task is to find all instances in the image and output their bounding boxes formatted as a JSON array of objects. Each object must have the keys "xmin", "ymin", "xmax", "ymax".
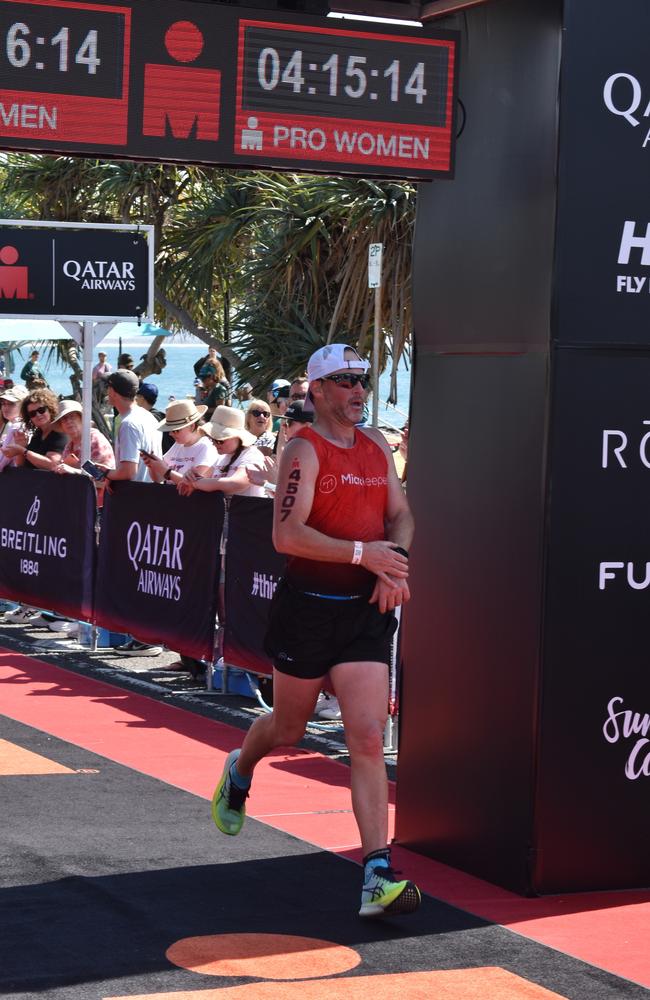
[{"xmin": 212, "ymin": 344, "xmax": 419, "ymax": 918}]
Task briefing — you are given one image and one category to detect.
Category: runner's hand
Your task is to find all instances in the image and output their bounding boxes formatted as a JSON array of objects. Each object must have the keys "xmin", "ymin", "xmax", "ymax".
[
  {"xmin": 369, "ymin": 576, "xmax": 411, "ymax": 613},
  {"xmin": 360, "ymin": 540, "xmax": 409, "ymax": 585}
]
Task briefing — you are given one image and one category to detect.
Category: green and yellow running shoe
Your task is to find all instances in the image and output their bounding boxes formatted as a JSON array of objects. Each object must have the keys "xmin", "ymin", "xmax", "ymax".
[
  {"xmin": 211, "ymin": 748, "xmax": 249, "ymax": 836},
  {"xmin": 359, "ymin": 865, "xmax": 421, "ymax": 918}
]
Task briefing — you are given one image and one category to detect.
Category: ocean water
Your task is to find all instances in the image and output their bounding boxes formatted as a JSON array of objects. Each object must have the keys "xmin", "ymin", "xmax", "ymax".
[{"xmin": 25, "ymin": 337, "xmax": 411, "ymax": 429}]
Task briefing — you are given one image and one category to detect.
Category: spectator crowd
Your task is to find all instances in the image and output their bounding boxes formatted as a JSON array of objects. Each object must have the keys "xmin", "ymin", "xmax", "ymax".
[{"xmin": 0, "ymin": 343, "xmax": 408, "ymax": 718}]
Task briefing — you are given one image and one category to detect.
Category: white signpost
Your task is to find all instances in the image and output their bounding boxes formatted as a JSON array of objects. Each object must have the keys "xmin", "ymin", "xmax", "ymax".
[{"xmin": 368, "ymin": 242, "xmax": 383, "ymax": 427}]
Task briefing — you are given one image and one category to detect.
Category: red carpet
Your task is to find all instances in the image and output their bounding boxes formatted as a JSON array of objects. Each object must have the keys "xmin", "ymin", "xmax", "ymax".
[{"xmin": 2, "ymin": 646, "xmax": 649, "ymax": 990}]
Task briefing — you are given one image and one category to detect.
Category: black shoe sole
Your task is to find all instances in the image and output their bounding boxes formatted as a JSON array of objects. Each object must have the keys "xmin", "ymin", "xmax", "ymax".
[{"xmin": 383, "ymin": 882, "xmax": 421, "ymax": 916}]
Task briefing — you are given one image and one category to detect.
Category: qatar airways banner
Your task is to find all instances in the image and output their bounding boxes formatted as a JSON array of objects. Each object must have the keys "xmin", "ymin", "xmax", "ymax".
[
  {"xmin": 223, "ymin": 496, "xmax": 286, "ymax": 675},
  {"xmin": 95, "ymin": 482, "xmax": 224, "ymax": 660},
  {"xmin": 0, "ymin": 468, "xmax": 95, "ymax": 620}
]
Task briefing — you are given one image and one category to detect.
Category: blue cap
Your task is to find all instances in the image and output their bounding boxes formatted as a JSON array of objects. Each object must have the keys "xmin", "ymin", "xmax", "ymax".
[{"xmin": 137, "ymin": 382, "xmax": 158, "ymax": 405}]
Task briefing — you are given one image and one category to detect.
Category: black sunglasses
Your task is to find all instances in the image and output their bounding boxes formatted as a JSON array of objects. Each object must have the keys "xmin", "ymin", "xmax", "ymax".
[
  {"xmin": 322, "ymin": 374, "xmax": 370, "ymax": 390},
  {"xmin": 249, "ymin": 408, "xmax": 270, "ymax": 418},
  {"xmin": 28, "ymin": 405, "xmax": 49, "ymax": 417}
]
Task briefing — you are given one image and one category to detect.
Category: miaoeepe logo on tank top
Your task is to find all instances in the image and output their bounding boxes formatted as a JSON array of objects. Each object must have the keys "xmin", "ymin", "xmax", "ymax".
[
  {"xmin": 342, "ymin": 473, "xmax": 388, "ymax": 487},
  {"xmin": 319, "ymin": 473, "xmax": 388, "ymax": 492}
]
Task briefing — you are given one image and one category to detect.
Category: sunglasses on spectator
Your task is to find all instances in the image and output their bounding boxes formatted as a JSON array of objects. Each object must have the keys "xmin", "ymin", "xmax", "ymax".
[
  {"xmin": 249, "ymin": 408, "xmax": 270, "ymax": 418},
  {"xmin": 28, "ymin": 405, "xmax": 49, "ymax": 417},
  {"xmin": 321, "ymin": 374, "xmax": 370, "ymax": 390},
  {"xmin": 290, "ymin": 392, "xmax": 306, "ymax": 400}
]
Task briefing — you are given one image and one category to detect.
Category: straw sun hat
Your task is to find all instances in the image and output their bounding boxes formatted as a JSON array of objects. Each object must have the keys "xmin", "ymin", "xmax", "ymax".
[
  {"xmin": 51, "ymin": 399, "xmax": 83, "ymax": 427},
  {"xmin": 157, "ymin": 399, "xmax": 207, "ymax": 433},
  {"xmin": 201, "ymin": 405, "xmax": 256, "ymax": 447}
]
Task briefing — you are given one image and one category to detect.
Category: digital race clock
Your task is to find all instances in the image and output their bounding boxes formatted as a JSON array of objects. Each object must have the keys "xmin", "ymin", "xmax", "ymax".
[
  {"xmin": 0, "ymin": 0, "xmax": 130, "ymax": 144},
  {"xmin": 236, "ymin": 21, "xmax": 456, "ymax": 174},
  {"xmin": 0, "ymin": 1, "xmax": 458, "ymax": 180}
]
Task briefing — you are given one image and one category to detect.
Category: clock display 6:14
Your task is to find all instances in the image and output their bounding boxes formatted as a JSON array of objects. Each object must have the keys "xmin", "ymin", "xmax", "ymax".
[{"xmin": 5, "ymin": 21, "xmax": 100, "ymax": 73}]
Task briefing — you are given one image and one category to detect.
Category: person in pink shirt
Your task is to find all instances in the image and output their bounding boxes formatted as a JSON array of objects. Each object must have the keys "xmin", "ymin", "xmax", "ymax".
[
  {"xmin": 52, "ymin": 400, "xmax": 115, "ymax": 506},
  {"xmin": 92, "ymin": 352, "xmax": 112, "ymax": 382}
]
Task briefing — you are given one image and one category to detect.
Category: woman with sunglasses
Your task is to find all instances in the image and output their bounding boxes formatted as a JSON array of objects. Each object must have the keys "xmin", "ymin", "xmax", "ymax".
[
  {"xmin": 244, "ymin": 399, "xmax": 276, "ymax": 456},
  {"xmin": 5, "ymin": 387, "xmax": 66, "ymax": 470}
]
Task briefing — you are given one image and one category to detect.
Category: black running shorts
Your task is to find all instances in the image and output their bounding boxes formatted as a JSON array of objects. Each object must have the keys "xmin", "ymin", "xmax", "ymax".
[{"xmin": 264, "ymin": 579, "xmax": 397, "ymax": 680}]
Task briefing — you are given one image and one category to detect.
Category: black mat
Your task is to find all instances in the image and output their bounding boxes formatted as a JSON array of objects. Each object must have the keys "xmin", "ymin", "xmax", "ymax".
[{"xmin": 1, "ymin": 715, "xmax": 646, "ymax": 1000}]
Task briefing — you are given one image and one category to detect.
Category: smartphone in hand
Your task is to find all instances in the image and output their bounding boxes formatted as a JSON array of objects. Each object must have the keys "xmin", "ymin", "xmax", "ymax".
[
  {"xmin": 139, "ymin": 449, "xmax": 155, "ymax": 460},
  {"xmin": 82, "ymin": 460, "xmax": 107, "ymax": 481}
]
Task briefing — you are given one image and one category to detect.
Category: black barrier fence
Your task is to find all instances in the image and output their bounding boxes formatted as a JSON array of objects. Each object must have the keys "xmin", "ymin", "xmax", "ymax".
[
  {"xmin": 0, "ymin": 473, "xmax": 282, "ymax": 668},
  {"xmin": 0, "ymin": 468, "xmax": 95, "ymax": 621},
  {"xmin": 224, "ymin": 495, "xmax": 286, "ymax": 674},
  {"xmin": 0, "ymin": 475, "xmax": 402, "ymax": 691},
  {"xmin": 95, "ymin": 482, "xmax": 224, "ymax": 662}
]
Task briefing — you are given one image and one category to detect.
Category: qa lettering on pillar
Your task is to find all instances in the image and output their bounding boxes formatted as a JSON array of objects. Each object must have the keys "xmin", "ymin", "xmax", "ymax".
[{"xmin": 603, "ymin": 72, "xmax": 650, "ymax": 149}]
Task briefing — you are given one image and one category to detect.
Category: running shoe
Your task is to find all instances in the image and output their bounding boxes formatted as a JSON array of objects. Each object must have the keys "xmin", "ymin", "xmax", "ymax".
[
  {"xmin": 359, "ymin": 865, "xmax": 421, "ymax": 918},
  {"xmin": 47, "ymin": 620, "xmax": 79, "ymax": 635},
  {"xmin": 113, "ymin": 639, "xmax": 163, "ymax": 656},
  {"xmin": 315, "ymin": 692, "xmax": 341, "ymax": 719},
  {"xmin": 211, "ymin": 748, "xmax": 248, "ymax": 836},
  {"xmin": 4, "ymin": 607, "xmax": 41, "ymax": 624}
]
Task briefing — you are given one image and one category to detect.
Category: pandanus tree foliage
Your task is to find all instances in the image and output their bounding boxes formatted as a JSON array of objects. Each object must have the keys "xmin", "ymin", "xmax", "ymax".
[{"xmin": 0, "ymin": 155, "xmax": 415, "ymax": 402}]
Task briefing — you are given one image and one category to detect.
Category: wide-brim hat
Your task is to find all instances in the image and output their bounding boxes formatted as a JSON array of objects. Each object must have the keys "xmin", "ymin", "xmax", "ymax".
[
  {"xmin": 158, "ymin": 399, "xmax": 207, "ymax": 433},
  {"xmin": 0, "ymin": 384, "xmax": 28, "ymax": 404},
  {"xmin": 51, "ymin": 399, "xmax": 83, "ymax": 427},
  {"xmin": 201, "ymin": 405, "xmax": 256, "ymax": 447}
]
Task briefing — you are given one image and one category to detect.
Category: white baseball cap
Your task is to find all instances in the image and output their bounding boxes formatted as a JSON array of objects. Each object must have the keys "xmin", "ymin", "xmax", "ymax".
[{"xmin": 307, "ymin": 344, "xmax": 370, "ymax": 382}]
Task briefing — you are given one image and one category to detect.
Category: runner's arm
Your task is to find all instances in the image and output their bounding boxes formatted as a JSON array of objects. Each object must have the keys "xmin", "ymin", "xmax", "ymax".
[
  {"xmin": 360, "ymin": 427, "xmax": 414, "ymax": 610},
  {"xmin": 360, "ymin": 426, "xmax": 414, "ymax": 551}
]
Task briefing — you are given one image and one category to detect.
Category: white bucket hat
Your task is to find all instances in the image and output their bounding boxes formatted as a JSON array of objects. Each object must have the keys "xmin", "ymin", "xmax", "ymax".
[
  {"xmin": 201, "ymin": 405, "xmax": 256, "ymax": 447},
  {"xmin": 157, "ymin": 399, "xmax": 207, "ymax": 433},
  {"xmin": 51, "ymin": 399, "xmax": 83, "ymax": 427}
]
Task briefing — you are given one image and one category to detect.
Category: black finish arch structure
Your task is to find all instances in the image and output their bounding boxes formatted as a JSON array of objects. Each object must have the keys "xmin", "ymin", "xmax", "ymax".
[{"xmin": 396, "ymin": 0, "xmax": 650, "ymax": 894}]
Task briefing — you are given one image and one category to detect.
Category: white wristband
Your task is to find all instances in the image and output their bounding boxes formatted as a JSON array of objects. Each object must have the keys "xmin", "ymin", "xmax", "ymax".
[{"xmin": 351, "ymin": 540, "xmax": 363, "ymax": 565}]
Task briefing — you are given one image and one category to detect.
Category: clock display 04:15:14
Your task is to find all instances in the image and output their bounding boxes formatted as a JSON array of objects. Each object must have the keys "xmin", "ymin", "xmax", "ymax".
[{"xmin": 257, "ymin": 48, "xmax": 429, "ymax": 104}]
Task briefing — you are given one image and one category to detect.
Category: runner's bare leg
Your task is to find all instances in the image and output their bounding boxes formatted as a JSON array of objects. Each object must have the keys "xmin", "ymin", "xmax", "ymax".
[
  {"xmin": 330, "ymin": 660, "xmax": 390, "ymax": 855},
  {"xmin": 236, "ymin": 669, "xmax": 323, "ymax": 776}
]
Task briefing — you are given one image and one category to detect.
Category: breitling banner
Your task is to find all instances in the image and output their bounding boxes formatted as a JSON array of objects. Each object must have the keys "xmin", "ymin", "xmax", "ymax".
[
  {"xmin": 0, "ymin": 468, "xmax": 95, "ymax": 620},
  {"xmin": 95, "ymin": 481, "xmax": 224, "ymax": 660},
  {"xmin": 223, "ymin": 496, "xmax": 286, "ymax": 676}
]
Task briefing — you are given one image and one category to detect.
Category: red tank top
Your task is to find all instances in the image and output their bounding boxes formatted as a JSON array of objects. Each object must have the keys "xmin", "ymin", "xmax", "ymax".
[{"xmin": 286, "ymin": 425, "xmax": 389, "ymax": 596}]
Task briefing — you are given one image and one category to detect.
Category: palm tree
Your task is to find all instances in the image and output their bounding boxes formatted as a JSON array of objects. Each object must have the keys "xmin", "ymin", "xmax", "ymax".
[{"xmin": 0, "ymin": 156, "xmax": 416, "ymax": 404}]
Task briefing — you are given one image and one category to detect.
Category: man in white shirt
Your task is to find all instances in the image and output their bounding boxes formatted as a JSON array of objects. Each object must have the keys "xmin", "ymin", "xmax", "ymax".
[
  {"xmin": 101, "ymin": 369, "xmax": 163, "ymax": 657},
  {"xmin": 103, "ymin": 369, "xmax": 162, "ymax": 483}
]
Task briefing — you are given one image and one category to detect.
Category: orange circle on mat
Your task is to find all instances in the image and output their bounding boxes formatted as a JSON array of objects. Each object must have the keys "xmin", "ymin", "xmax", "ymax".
[{"xmin": 166, "ymin": 933, "xmax": 361, "ymax": 980}]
